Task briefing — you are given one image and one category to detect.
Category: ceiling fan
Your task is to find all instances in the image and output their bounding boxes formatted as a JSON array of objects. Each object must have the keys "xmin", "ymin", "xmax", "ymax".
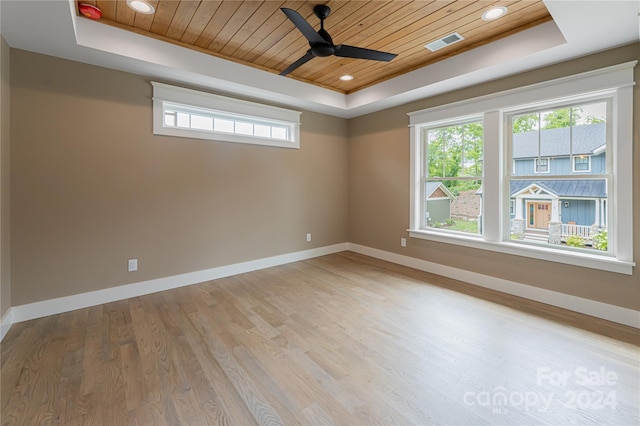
[{"xmin": 279, "ymin": 5, "xmax": 398, "ymax": 76}]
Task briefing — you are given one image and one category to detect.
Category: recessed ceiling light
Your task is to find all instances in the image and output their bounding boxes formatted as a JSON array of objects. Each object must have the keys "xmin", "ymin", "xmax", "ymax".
[
  {"xmin": 127, "ymin": 0, "xmax": 155, "ymax": 14},
  {"xmin": 339, "ymin": 75, "xmax": 354, "ymax": 81},
  {"xmin": 482, "ymin": 6, "xmax": 507, "ymax": 21}
]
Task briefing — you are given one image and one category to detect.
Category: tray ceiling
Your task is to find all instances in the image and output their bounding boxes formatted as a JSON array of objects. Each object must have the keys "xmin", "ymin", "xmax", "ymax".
[{"xmin": 75, "ymin": 0, "xmax": 552, "ymax": 94}]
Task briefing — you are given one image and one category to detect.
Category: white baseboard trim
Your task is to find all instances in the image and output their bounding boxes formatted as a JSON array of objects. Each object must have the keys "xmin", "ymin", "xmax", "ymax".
[
  {"xmin": 1, "ymin": 307, "xmax": 13, "ymax": 342},
  {"xmin": 347, "ymin": 243, "xmax": 640, "ymax": 329},
  {"xmin": 3, "ymin": 241, "xmax": 637, "ymax": 342},
  {"xmin": 8, "ymin": 243, "xmax": 348, "ymax": 327}
]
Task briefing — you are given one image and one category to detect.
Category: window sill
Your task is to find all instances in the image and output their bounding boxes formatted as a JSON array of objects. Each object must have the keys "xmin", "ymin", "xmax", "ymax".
[
  {"xmin": 408, "ymin": 229, "xmax": 634, "ymax": 275},
  {"xmin": 155, "ymin": 125, "xmax": 300, "ymax": 149}
]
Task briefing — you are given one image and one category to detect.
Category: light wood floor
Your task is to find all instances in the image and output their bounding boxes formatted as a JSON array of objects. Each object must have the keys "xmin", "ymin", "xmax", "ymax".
[{"xmin": 1, "ymin": 252, "xmax": 639, "ymax": 425}]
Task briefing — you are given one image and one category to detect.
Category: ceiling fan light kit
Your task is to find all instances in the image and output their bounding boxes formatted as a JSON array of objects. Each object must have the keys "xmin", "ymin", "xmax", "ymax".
[{"xmin": 279, "ymin": 5, "xmax": 398, "ymax": 77}]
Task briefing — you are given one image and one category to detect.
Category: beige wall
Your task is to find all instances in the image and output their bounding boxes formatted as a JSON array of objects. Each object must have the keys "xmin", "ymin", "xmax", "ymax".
[
  {"xmin": 10, "ymin": 50, "xmax": 348, "ymax": 305},
  {"xmin": 7, "ymin": 43, "xmax": 640, "ymax": 312},
  {"xmin": 349, "ymin": 43, "xmax": 640, "ymax": 311},
  {"xmin": 0, "ymin": 36, "xmax": 10, "ymax": 317}
]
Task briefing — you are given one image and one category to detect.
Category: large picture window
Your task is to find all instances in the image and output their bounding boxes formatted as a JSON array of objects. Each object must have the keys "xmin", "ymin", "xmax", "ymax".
[{"xmin": 408, "ymin": 61, "xmax": 635, "ymax": 274}]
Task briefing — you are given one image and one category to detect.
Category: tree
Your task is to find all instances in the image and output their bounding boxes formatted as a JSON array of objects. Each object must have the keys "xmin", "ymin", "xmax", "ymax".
[
  {"xmin": 513, "ymin": 106, "xmax": 604, "ymax": 133},
  {"xmin": 427, "ymin": 123, "xmax": 483, "ymax": 191},
  {"xmin": 512, "ymin": 113, "xmax": 538, "ymax": 133},
  {"xmin": 541, "ymin": 108, "xmax": 579, "ymax": 129}
]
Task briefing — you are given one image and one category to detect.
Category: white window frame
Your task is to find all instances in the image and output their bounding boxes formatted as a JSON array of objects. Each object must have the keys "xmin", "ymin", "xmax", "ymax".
[
  {"xmin": 534, "ymin": 157, "xmax": 550, "ymax": 173},
  {"xmin": 408, "ymin": 61, "xmax": 636, "ymax": 275},
  {"xmin": 572, "ymin": 155, "xmax": 591, "ymax": 173},
  {"xmin": 152, "ymin": 82, "xmax": 301, "ymax": 149}
]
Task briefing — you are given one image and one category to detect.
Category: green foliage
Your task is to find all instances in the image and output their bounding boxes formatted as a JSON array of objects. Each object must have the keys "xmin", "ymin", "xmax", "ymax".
[
  {"xmin": 584, "ymin": 115, "xmax": 605, "ymax": 125},
  {"xmin": 512, "ymin": 106, "xmax": 605, "ymax": 134},
  {"xmin": 541, "ymin": 108, "xmax": 578, "ymax": 129},
  {"xmin": 512, "ymin": 113, "xmax": 538, "ymax": 133},
  {"xmin": 565, "ymin": 234, "xmax": 586, "ymax": 248},
  {"xmin": 429, "ymin": 218, "xmax": 479, "ymax": 234},
  {"xmin": 454, "ymin": 180, "xmax": 482, "ymax": 192},
  {"xmin": 427, "ymin": 122, "xmax": 483, "ymax": 181},
  {"xmin": 593, "ymin": 231, "xmax": 608, "ymax": 251}
]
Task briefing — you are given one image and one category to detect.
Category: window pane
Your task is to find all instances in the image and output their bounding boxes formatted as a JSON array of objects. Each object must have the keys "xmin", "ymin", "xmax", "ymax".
[
  {"xmin": 574, "ymin": 156, "xmax": 589, "ymax": 171},
  {"xmin": 235, "ymin": 121, "xmax": 253, "ymax": 136},
  {"xmin": 190, "ymin": 114, "xmax": 213, "ymax": 131},
  {"xmin": 427, "ymin": 129, "xmax": 447, "ymax": 178},
  {"xmin": 535, "ymin": 158, "xmax": 549, "ymax": 173},
  {"xmin": 509, "ymin": 178, "xmax": 608, "ymax": 252},
  {"xmin": 512, "ymin": 112, "xmax": 539, "ymax": 134},
  {"xmin": 271, "ymin": 127, "xmax": 288, "ymax": 140},
  {"xmin": 424, "ymin": 180, "xmax": 482, "ymax": 235},
  {"xmin": 214, "ymin": 118, "xmax": 234, "ymax": 133},
  {"xmin": 254, "ymin": 124, "xmax": 271, "ymax": 138},
  {"xmin": 164, "ymin": 111, "xmax": 176, "ymax": 127},
  {"xmin": 512, "ymin": 103, "xmax": 607, "ymax": 177},
  {"xmin": 176, "ymin": 112, "xmax": 190, "ymax": 128},
  {"xmin": 427, "ymin": 123, "xmax": 483, "ymax": 179},
  {"xmin": 423, "ymin": 121, "xmax": 483, "ymax": 235}
]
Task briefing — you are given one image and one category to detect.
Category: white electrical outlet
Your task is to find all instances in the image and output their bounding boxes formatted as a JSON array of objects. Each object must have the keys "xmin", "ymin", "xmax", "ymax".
[
  {"xmin": 306, "ymin": 233, "xmax": 312, "ymax": 242},
  {"xmin": 401, "ymin": 238, "xmax": 407, "ymax": 247},
  {"xmin": 128, "ymin": 259, "xmax": 138, "ymax": 272}
]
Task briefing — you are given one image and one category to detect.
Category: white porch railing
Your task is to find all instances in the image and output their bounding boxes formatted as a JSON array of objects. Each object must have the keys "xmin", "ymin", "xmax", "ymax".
[{"xmin": 561, "ymin": 224, "xmax": 593, "ymax": 239}]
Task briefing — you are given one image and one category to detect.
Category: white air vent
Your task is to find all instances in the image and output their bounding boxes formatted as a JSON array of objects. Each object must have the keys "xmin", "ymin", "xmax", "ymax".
[{"xmin": 424, "ymin": 32, "xmax": 464, "ymax": 52}]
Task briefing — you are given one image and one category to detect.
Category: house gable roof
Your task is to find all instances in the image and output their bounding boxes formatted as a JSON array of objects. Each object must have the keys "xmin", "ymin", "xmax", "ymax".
[
  {"xmin": 425, "ymin": 182, "xmax": 456, "ymax": 200},
  {"xmin": 512, "ymin": 123, "xmax": 606, "ymax": 159}
]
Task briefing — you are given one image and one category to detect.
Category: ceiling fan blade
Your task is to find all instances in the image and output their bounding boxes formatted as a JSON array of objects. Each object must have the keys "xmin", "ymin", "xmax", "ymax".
[
  {"xmin": 279, "ymin": 51, "xmax": 315, "ymax": 76},
  {"xmin": 334, "ymin": 45, "xmax": 397, "ymax": 62},
  {"xmin": 281, "ymin": 8, "xmax": 325, "ymax": 45}
]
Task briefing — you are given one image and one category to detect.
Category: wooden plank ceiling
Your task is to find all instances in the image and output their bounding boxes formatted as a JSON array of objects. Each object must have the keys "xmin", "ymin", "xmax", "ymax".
[{"xmin": 77, "ymin": 1, "xmax": 552, "ymax": 94}]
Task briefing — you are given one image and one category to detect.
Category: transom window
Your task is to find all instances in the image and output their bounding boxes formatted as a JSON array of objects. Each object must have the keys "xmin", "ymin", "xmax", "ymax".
[
  {"xmin": 163, "ymin": 103, "xmax": 291, "ymax": 141},
  {"xmin": 152, "ymin": 82, "xmax": 301, "ymax": 149}
]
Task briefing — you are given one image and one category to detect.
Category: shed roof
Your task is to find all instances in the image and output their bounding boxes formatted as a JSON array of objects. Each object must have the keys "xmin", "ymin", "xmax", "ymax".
[{"xmin": 425, "ymin": 181, "xmax": 456, "ymax": 200}]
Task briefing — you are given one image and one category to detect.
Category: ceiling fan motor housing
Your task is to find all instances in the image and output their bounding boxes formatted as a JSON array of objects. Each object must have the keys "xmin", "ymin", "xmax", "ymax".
[{"xmin": 311, "ymin": 44, "xmax": 335, "ymax": 57}]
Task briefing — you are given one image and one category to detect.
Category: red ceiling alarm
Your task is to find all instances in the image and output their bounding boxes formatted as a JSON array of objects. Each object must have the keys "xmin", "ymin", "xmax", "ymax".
[{"xmin": 78, "ymin": 3, "xmax": 102, "ymax": 20}]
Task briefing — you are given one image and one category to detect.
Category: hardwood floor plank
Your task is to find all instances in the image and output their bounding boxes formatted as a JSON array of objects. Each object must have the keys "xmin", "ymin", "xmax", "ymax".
[
  {"xmin": 2, "ymin": 252, "xmax": 638, "ymax": 424},
  {"xmin": 190, "ymin": 311, "xmax": 285, "ymax": 425}
]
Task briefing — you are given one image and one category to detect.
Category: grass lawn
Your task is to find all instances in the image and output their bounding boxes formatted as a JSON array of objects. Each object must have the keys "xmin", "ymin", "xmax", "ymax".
[{"xmin": 440, "ymin": 219, "xmax": 478, "ymax": 234}]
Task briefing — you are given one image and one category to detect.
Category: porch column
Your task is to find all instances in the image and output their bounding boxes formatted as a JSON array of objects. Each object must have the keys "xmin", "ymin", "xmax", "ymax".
[
  {"xmin": 512, "ymin": 197, "xmax": 525, "ymax": 239},
  {"xmin": 551, "ymin": 199, "xmax": 560, "ymax": 222},
  {"xmin": 594, "ymin": 199, "xmax": 600, "ymax": 227}
]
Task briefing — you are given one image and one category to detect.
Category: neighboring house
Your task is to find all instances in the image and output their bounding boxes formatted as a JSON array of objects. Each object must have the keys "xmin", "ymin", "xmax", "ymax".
[
  {"xmin": 476, "ymin": 123, "xmax": 607, "ymax": 242},
  {"xmin": 509, "ymin": 122, "xmax": 607, "ymax": 242},
  {"xmin": 425, "ymin": 181, "xmax": 456, "ymax": 225},
  {"xmin": 512, "ymin": 123, "xmax": 606, "ymax": 176}
]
